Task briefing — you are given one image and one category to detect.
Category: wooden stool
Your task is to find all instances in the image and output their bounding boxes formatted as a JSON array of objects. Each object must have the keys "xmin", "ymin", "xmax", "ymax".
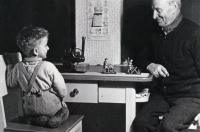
[
  {"xmin": 0, "ymin": 53, "xmax": 83, "ymax": 132},
  {"xmin": 4, "ymin": 115, "xmax": 84, "ymax": 132}
]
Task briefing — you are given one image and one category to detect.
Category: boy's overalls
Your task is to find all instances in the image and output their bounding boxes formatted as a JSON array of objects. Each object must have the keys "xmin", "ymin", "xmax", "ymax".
[{"xmin": 20, "ymin": 61, "xmax": 63, "ymax": 118}]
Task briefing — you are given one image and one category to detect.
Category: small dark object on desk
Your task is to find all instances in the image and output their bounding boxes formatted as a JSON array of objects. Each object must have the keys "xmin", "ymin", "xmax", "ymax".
[
  {"xmin": 102, "ymin": 70, "xmax": 116, "ymax": 74},
  {"xmin": 71, "ymin": 63, "xmax": 90, "ymax": 73},
  {"xmin": 57, "ymin": 63, "xmax": 90, "ymax": 73},
  {"xmin": 62, "ymin": 36, "xmax": 90, "ymax": 73},
  {"xmin": 102, "ymin": 58, "xmax": 116, "ymax": 74},
  {"xmin": 125, "ymin": 57, "xmax": 141, "ymax": 75},
  {"xmin": 127, "ymin": 66, "xmax": 141, "ymax": 75}
]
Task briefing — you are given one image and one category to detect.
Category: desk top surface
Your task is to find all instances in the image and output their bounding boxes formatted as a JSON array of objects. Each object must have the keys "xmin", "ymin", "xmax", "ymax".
[{"xmin": 56, "ymin": 65, "xmax": 153, "ymax": 82}]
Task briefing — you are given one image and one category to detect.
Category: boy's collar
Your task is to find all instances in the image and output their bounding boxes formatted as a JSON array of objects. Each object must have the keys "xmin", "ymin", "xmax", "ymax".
[
  {"xmin": 23, "ymin": 57, "xmax": 42, "ymax": 62},
  {"xmin": 162, "ymin": 12, "xmax": 182, "ymax": 34}
]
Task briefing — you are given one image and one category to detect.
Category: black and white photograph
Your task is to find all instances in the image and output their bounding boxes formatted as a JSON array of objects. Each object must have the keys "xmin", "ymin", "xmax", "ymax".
[{"xmin": 0, "ymin": 0, "xmax": 200, "ymax": 132}]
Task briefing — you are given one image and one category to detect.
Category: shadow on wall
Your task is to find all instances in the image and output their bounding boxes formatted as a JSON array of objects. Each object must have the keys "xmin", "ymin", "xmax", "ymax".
[
  {"xmin": 121, "ymin": 0, "xmax": 200, "ymax": 63},
  {"xmin": 121, "ymin": 1, "xmax": 159, "ymax": 62},
  {"xmin": 1, "ymin": 0, "xmax": 75, "ymax": 61}
]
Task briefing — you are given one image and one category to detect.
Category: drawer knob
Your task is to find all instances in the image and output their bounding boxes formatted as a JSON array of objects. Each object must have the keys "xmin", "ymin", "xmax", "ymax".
[{"xmin": 70, "ymin": 89, "xmax": 79, "ymax": 97}]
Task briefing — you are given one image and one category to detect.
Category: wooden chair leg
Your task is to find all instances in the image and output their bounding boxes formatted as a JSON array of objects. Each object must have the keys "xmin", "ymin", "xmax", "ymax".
[{"xmin": 0, "ymin": 97, "xmax": 7, "ymax": 132}]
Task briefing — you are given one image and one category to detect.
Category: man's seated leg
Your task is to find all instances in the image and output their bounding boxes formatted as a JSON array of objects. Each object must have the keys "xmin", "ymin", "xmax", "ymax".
[
  {"xmin": 160, "ymin": 98, "xmax": 200, "ymax": 132},
  {"xmin": 133, "ymin": 93, "xmax": 169, "ymax": 132}
]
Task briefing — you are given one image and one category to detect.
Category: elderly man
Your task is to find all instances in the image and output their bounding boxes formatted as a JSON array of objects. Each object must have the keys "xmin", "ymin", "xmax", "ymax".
[{"xmin": 133, "ymin": 0, "xmax": 200, "ymax": 132}]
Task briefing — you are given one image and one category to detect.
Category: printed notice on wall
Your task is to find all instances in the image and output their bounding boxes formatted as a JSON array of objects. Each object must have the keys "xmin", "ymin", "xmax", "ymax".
[
  {"xmin": 87, "ymin": 0, "xmax": 110, "ymax": 40},
  {"xmin": 93, "ymin": 13, "xmax": 102, "ymax": 27}
]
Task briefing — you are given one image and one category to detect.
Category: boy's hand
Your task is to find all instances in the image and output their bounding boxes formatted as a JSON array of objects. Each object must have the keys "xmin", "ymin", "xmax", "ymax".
[
  {"xmin": 61, "ymin": 101, "xmax": 67, "ymax": 108},
  {"xmin": 49, "ymin": 89, "xmax": 67, "ymax": 107},
  {"xmin": 3, "ymin": 52, "xmax": 22, "ymax": 65}
]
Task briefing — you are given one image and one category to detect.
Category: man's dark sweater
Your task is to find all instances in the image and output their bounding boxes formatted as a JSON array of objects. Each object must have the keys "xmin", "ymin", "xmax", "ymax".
[{"xmin": 139, "ymin": 18, "xmax": 200, "ymax": 98}]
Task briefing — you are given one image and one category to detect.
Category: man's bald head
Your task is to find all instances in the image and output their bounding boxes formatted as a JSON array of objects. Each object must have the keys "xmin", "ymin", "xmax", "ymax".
[{"xmin": 152, "ymin": 0, "xmax": 181, "ymax": 27}]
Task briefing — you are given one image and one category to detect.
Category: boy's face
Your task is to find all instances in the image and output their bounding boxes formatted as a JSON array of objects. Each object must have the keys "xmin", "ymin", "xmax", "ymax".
[{"xmin": 35, "ymin": 36, "xmax": 49, "ymax": 59}]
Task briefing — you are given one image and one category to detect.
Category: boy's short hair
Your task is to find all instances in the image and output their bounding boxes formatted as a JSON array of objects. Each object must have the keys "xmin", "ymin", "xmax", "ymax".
[{"xmin": 16, "ymin": 26, "xmax": 49, "ymax": 55}]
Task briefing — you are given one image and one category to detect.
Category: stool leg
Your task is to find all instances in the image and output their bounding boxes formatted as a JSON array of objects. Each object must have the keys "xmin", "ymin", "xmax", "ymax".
[
  {"xmin": 0, "ymin": 97, "xmax": 7, "ymax": 132},
  {"xmin": 126, "ymin": 83, "xmax": 136, "ymax": 132},
  {"xmin": 69, "ymin": 121, "xmax": 82, "ymax": 132}
]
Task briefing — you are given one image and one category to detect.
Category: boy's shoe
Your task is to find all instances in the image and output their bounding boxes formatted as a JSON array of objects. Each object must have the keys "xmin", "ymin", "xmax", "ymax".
[
  {"xmin": 29, "ymin": 116, "xmax": 50, "ymax": 126},
  {"xmin": 47, "ymin": 107, "xmax": 69, "ymax": 128},
  {"xmin": 61, "ymin": 110, "xmax": 69, "ymax": 124},
  {"xmin": 136, "ymin": 88, "xmax": 150, "ymax": 102}
]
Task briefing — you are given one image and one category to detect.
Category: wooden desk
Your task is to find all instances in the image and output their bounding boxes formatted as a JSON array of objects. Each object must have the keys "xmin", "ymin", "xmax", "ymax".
[{"xmin": 59, "ymin": 65, "xmax": 153, "ymax": 132}]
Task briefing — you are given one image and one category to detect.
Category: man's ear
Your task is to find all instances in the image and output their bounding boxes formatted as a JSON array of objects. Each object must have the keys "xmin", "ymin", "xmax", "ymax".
[
  {"xmin": 33, "ymin": 48, "xmax": 39, "ymax": 56},
  {"xmin": 172, "ymin": 2, "xmax": 178, "ymax": 11}
]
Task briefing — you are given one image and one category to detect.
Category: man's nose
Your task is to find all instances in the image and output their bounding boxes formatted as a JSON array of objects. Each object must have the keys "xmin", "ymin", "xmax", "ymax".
[
  {"xmin": 47, "ymin": 46, "xmax": 49, "ymax": 50},
  {"xmin": 153, "ymin": 10, "xmax": 157, "ymax": 19}
]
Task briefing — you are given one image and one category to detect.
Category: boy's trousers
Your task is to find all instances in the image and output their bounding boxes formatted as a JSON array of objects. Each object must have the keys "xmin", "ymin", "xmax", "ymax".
[{"xmin": 23, "ymin": 90, "xmax": 62, "ymax": 117}]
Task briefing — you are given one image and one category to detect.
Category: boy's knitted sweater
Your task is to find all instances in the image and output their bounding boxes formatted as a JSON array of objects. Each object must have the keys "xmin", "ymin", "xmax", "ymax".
[{"xmin": 6, "ymin": 57, "xmax": 67, "ymax": 98}]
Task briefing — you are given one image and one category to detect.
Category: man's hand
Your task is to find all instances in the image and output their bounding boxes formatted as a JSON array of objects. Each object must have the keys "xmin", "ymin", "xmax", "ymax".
[
  {"xmin": 194, "ymin": 113, "xmax": 200, "ymax": 126},
  {"xmin": 147, "ymin": 63, "xmax": 169, "ymax": 78}
]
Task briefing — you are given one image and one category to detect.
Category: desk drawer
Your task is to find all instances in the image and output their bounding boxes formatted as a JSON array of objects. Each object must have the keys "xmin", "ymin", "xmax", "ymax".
[
  {"xmin": 99, "ymin": 82, "xmax": 126, "ymax": 103},
  {"xmin": 64, "ymin": 81, "xmax": 98, "ymax": 103},
  {"xmin": 99, "ymin": 88, "xmax": 125, "ymax": 103}
]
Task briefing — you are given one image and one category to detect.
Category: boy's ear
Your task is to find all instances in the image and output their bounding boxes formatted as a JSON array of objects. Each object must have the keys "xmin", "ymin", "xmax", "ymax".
[{"xmin": 33, "ymin": 48, "xmax": 39, "ymax": 56}]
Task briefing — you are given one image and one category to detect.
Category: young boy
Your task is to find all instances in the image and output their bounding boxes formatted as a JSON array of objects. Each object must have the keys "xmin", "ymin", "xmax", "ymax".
[{"xmin": 4, "ymin": 26, "xmax": 69, "ymax": 128}]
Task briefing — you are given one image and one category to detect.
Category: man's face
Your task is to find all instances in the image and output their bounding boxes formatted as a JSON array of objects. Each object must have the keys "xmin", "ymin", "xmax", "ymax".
[{"xmin": 152, "ymin": 0, "xmax": 176, "ymax": 27}]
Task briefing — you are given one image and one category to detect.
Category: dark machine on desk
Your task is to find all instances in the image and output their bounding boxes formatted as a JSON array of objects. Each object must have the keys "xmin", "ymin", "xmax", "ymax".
[{"xmin": 63, "ymin": 37, "xmax": 90, "ymax": 72}]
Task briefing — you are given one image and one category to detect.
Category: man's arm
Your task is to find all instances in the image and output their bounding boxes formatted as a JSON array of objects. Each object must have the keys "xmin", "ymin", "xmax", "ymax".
[
  {"xmin": 135, "ymin": 40, "xmax": 169, "ymax": 78},
  {"xmin": 190, "ymin": 30, "xmax": 200, "ymax": 76}
]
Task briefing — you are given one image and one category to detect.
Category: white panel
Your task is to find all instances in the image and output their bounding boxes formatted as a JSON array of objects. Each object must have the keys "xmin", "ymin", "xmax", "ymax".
[
  {"xmin": 188, "ymin": 123, "xmax": 197, "ymax": 130},
  {"xmin": 0, "ymin": 55, "xmax": 8, "ymax": 97},
  {"xmin": 76, "ymin": 0, "xmax": 123, "ymax": 65},
  {"xmin": 99, "ymin": 88, "xmax": 125, "ymax": 103}
]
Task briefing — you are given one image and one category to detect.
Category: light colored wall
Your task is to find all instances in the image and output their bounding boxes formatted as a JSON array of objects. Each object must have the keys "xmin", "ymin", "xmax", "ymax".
[{"xmin": 75, "ymin": 0, "xmax": 123, "ymax": 65}]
